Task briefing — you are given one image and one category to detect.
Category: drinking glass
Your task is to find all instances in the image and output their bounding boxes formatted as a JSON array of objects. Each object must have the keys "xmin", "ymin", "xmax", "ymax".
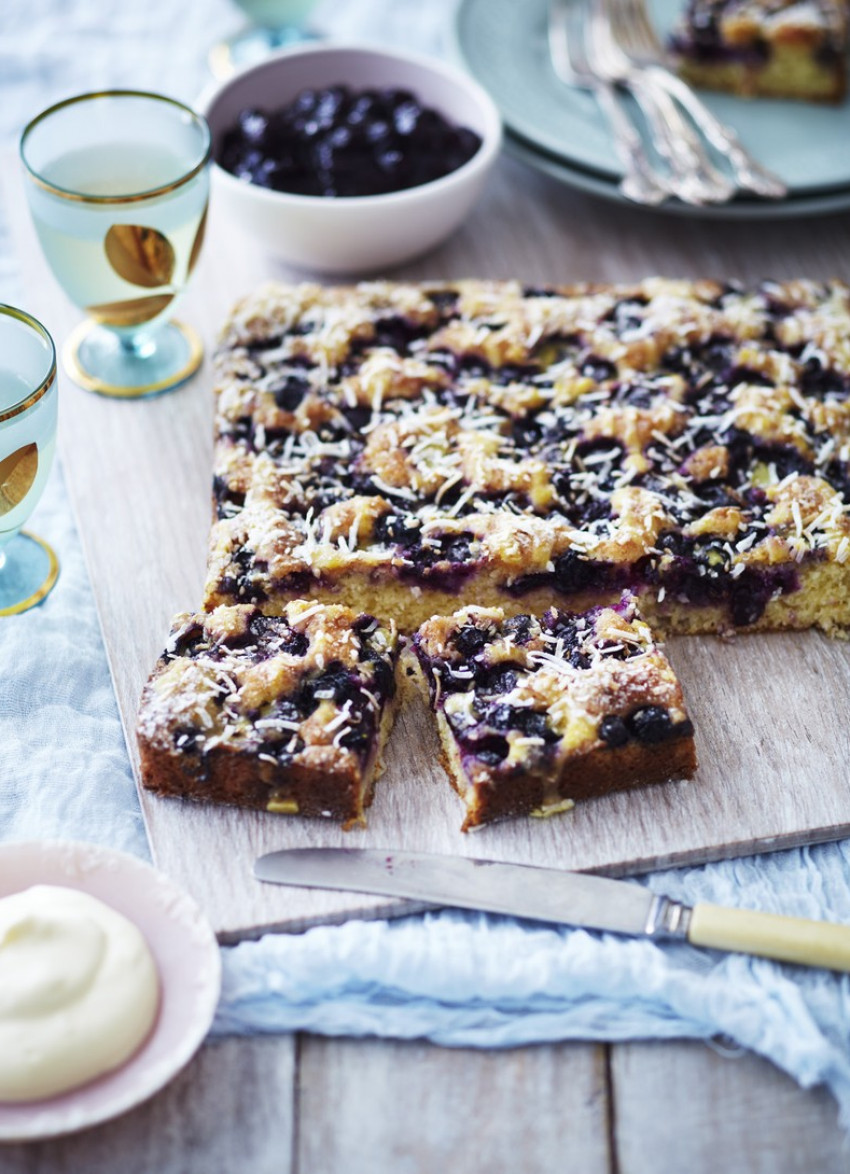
[
  {"xmin": 20, "ymin": 91, "xmax": 211, "ymax": 399},
  {"xmin": 210, "ymin": 0, "xmax": 319, "ymax": 78},
  {"xmin": 0, "ymin": 306, "xmax": 59, "ymax": 617}
]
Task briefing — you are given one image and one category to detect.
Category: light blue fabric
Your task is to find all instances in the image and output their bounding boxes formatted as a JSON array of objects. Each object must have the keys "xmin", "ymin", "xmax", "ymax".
[
  {"xmin": 4, "ymin": 0, "xmax": 850, "ymax": 1131},
  {"xmin": 213, "ymin": 847, "xmax": 850, "ymax": 1127}
]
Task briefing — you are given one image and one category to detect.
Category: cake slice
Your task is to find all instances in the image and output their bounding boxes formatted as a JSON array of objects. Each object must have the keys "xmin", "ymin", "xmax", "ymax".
[
  {"xmin": 669, "ymin": 0, "xmax": 849, "ymax": 102},
  {"xmin": 137, "ymin": 601, "xmax": 399, "ymax": 827},
  {"xmin": 410, "ymin": 595, "xmax": 696, "ymax": 830}
]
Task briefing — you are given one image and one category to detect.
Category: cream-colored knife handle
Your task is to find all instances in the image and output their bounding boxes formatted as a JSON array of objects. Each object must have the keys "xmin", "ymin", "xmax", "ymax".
[{"xmin": 689, "ymin": 903, "xmax": 850, "ymax": 972}]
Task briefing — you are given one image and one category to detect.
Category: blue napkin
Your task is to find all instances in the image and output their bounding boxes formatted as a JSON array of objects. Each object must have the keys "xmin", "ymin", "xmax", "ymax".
[{"xmin": 3, "ymin": 0, "xmax": 850, "ymax": 1133}]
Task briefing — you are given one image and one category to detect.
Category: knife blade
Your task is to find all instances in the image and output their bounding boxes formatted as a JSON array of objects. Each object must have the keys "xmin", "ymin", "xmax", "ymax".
[{"xmin": 254, "ymin": 847, "xmax": 850, "ymax": 973}]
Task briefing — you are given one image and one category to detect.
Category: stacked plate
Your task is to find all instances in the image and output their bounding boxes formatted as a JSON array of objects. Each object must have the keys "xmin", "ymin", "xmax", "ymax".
[{"xmin": 454, "ymin": 0, "xmax": 850, "ymax": 219}]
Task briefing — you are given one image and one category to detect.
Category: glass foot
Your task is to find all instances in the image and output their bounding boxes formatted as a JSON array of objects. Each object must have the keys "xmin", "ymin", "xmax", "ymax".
[
  {"xmin": 63, "ymin": 319, "xmax": 203, "ymax": 399},
  {"xmin": 209, "ymin": 25, "xmax": 320, "ymax": 79},
  {"xmin": 0, "ymin": 531, "xmax": 59, "ymax": 616}
]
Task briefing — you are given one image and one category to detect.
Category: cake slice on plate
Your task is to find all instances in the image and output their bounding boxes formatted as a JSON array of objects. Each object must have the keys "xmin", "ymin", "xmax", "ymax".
[{"xmin": 669, "ymin": 0, "xmax": 849, "ymax": 102}]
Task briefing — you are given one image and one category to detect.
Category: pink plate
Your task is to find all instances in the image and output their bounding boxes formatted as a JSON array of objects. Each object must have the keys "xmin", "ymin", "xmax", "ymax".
[{"xmin": 0, "ymin": 840, "xmax": 221, "ymax": 1142}]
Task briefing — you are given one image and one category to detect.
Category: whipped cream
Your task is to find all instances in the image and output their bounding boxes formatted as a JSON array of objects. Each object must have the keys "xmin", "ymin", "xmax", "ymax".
[{"xmin": 0, "ymin": 885, "xmax": 160, "ymax": 1102}]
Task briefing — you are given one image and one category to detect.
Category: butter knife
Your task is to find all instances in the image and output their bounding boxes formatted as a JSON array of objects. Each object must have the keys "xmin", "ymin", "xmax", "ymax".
[{"xmin": 254, "ymin": 848, "xmax": 850, "ymax": 973}]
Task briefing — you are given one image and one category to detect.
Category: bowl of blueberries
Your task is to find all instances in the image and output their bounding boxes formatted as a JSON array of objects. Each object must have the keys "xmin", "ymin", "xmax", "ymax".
[{"xmin": 201, "ymin": 42, "xmax": 502, "ymax": 273}]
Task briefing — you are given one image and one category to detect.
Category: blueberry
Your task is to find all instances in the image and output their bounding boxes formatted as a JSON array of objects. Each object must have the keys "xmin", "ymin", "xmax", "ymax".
[
  {"xmin": 219, "ymin": 547, "xmax": 267, "ymax": 602},
  {"xmin": 476, "ymin": 665, "xmax": 520, "ymax": 695},
  {"xmin": 580, "ymin": 355, "xmax": 617, "ymax": 382},
  {"xmin": 173, "ymin": 726, "xmax": 201, "ymax": 753},
  {"xmin": 293, "ymin": 89, "xmax": 318, "ymax": 116},
  {"xmin": 599, "ymin": 715, "xmax": 630, "ymax": 747},
  {"xmin": 373, "ymin": 512, "xmax": 421, "ymax": 547},
  {"xmin": 394, "ymin": 101, "xmax": 420, "ymax": 135},
  {"xmin": 457, "ymin": 353, "xmax": 492, "ymax": 378},
  {"xmin": 338, "ymin": 720, "xmax": 373, "ymax": 754},
  {"xmin": 516, "ymin": 710, "xmax": 550, "ymax": 739},
  {"xmin": 800, "ymin": 356, "xmax": 850, "ymax": 400},
  {"xmin": 270, "ymin": 374, "xmax": 310, "ymax": 412},
  {"xmin": 486, "ymin": 703, "xmax": 516, "ymax": 731},
  {"xmin": 468, "ymin": 735, "xmax": 510, "ymax": 765},
  {"xmin": 267, "ymin": 699, "xmax": 304, "ymax": 727},
  {"xmin": 252, "ymin": 158, "xmax": 288, "ymax": 189},
  {"xmin": 428, "ymin": 289, "xmax": 458, "ymax": 313},
  {"xmin": 347, "ymin": 92, "xmax": 383, "ymax": 124},
  {"xmin": 238, "ymin": 108, "xmax": 269, "ymax": 145},
  {"xmin": 605, "ymin": 297, "xmax": 648, "ymax": 334},
  {"xmin": 315, "ymin": 86, "xmax": 348, "ymax": 125},
  {"xmin": 212, "ymin": 476, "xmax": 243, "ymax": 519},
  {"xmin": 627, "ymin": 706, "xmax": 672, "ymax": 744},
  {"xmin": 453, "ymin": 624, "xmax": 491, "ymax": 657},
  {"xmin": 554, "ymin": 549, "xmax": 595, "ymax": 594},
  {"xmin": 730, "ymin": 578, "xmax": 767, "ymax": 627},
  {"xmin": 302, "ymin": 663, "xmax": 354, "ymax": 708},
  {"xmin": 444, "ymin": 535, "xmax": 474, "ymax": 564},
  {"xmin": 616, "ymin": 383, "xmax": 653, "ymax": 409},
  {"xmin": 165, "ymin": 620, "xmax": 205, "ymax": 661},
  {"xmin": 282, "ymin": 629, "xmax": 309, "ymax": 657},
  {"xmin": 360, "ymin": 653, "xmax": 395, "ymax": 698},
  {"xmin": 258, "ymin": 734, "xmax": 304, "ymax": 763},
  {"xmin": 371, "ymin": 316, "xmax": 427, "ymax": 354},
  {"xmin": 502, "ymin": 614, "xmax": 534, "ymax": 645}
]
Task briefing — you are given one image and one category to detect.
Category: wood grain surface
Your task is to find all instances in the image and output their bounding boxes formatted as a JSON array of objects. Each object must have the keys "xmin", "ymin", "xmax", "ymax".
[
  {"xmin": 2, "ymin": 1036, "xmax": 845, "ymax": 1173},
  {"xmin": 6, "ymin": 152, "xmax": 850, "ymax": 941}
]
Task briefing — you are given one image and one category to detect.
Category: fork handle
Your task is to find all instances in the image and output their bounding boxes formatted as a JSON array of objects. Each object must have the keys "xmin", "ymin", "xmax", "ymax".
[
  {"xmin": 592, "ymin": 82, "xmax": 667, "ymax": 205},
  {"xmin": 643, "ymin": 64, "xmax": 787, "ymax": 199},
  {"xmin": 624, "ymin": 72, "xmax": 736, "ymax": 204}
]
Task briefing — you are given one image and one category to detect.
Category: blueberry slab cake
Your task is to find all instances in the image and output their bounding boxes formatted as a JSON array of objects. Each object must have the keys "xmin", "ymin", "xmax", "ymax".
[
  {"xmin": 669, "ymin": 0, "xmax": 849, "ymax": 102},
  {"xmin": 137, "ymin": 602, "xmax": 399, "ymax": 827},
  {"xmin": 207, "ymin": 277, "xmax": 850, "ymax": 639},
  {"xmin": 409, "ymin": 595, "xmax": 696, "ymax": 830}
]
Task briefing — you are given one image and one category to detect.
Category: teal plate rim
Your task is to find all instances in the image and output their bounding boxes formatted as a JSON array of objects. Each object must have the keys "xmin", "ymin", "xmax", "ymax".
[{"xmin": 505, "ymin": 126, "xmax": 850, "ymax": 220}]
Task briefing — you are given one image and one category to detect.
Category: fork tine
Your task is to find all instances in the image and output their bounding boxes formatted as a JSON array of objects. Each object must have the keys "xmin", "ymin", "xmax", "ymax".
[
  {"xmin": 613, "ymin": 0, "xmax": 666, "ymax": 61},
  {"xmin": 627, "ymin": 0, "xmax": 663, "ymax": 56},
  {"xmin": 547, "ymin": 0, "xmax": 669, "ymax": 204}
]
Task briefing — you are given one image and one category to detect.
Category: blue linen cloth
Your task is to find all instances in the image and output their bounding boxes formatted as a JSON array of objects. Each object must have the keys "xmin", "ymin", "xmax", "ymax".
[{"xmin": 4, "ymin": 0, "xmax": 850, "ymax": 1130}]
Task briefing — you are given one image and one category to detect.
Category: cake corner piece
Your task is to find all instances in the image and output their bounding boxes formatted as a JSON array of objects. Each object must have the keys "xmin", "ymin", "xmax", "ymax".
[
  {"xmin": 410, "ymin": 594, "xmax": 697, "ymax": 831},
  {"xmin": 136, "ymin": 601, "xmax": 400, "ymax": 829}
]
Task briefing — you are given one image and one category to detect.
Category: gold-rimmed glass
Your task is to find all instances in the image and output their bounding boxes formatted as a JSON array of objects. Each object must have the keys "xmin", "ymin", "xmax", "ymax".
[
  {"xmin": 20, "ymin": 91, "xmax": 210, "ymax": 399},
  {"xmin": 0, "ymin": 306, "xmax": 59, "ymax": 617}
]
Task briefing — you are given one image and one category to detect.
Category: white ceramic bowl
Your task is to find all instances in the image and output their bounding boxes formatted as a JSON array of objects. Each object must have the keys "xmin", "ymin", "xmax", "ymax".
[{"xmin": 199, "ymin": 43, "xmax": 502, "ymax": 274}]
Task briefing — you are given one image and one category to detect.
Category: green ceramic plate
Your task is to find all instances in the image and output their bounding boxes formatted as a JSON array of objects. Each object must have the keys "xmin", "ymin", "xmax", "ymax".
[{"xmin": 456, "ymin": 0, "xmax": 850, "ymax": 196}]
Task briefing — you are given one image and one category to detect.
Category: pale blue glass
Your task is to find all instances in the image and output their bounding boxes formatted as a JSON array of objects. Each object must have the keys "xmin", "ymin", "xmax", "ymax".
[
  {"xmin": 20, "ymin": 92, "xmax": 211, "ymax": 399},
  {"xmin": 0, "ymin": 306, "xmax": 59, "ymax": 616},
  {"xmin": 211, "ymin": 0, "xmax": 319, "ymax": 76}
]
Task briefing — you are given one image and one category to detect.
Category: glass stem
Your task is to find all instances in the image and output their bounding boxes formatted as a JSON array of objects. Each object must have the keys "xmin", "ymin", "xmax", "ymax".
[{"xmin": 119, "ymin": 332, "xmax": 156, "ymax": 360}]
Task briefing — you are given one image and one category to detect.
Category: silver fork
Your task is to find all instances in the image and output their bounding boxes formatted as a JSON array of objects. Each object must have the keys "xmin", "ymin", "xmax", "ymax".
[
  {"xmin": 611, "ymin": 0, "xmax": 787, "ymax": 199},
  {"xmin": 588, "ymin": 0, "xmax": 736, "ymax": 204},
  {"xmin": 549, "ymin": 0, "xmax": 667, "ymax": 204}
]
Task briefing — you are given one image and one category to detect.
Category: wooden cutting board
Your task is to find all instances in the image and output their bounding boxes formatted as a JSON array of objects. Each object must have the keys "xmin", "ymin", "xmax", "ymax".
[{"xmin": 6, "ymin": 153, "xmax": 850, "ymax": 942}]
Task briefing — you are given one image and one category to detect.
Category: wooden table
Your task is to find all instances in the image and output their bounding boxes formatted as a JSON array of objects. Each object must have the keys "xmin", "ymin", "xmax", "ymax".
[
  {"xmin": 1, "ymin": 1035, "xmax": 845, "ymax": 1171},
  {"xmin": 5, "ymin": 153, "xmax": 850, "ymax": 1168}
]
